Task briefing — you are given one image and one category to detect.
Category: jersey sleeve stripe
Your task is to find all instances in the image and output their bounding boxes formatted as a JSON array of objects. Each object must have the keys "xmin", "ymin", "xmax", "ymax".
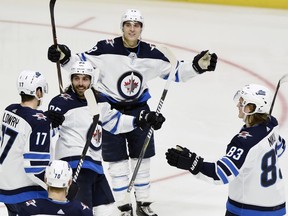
[
  {"xmin": 24, "ymin": 167, "xmax": 46, "ymax": 173},
  {"xmin": 23, "ymin": 153, "xmax": 50, "ymax": 160},
  {"xmin": 216, "ymin": 166, "xmax": 228, "ymax": 184},
  {"xmin": 221, "ymin": 157, "xmax": 239, "ymax": 176},
  {"xmin": 217, "ymin": 160, "xmax": 232, "ymax": 176},
  {"xmin": 102, "ymin": 112, "xmax": 121, "ymax": 134}
]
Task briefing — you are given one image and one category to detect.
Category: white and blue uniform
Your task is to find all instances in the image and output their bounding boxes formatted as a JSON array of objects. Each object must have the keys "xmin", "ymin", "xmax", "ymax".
[
  {"xmin": 61, "ymin": 36, "xmax": 200, "ymax": 204},
  {"xmin": 18, "ymin": 198, "xmax": 93, "ymax": 216},
  {"xmin": 62, "ymin": 36, "xmax": 199, "ymax": 161},
  {"xmin": 63, "ymin": 37, "xmax": 198, "ymax": 103},
  {"xmin": 49, "ymin": 87, "xmax": 135, "ymax": 172},
  {"xmin": 196, "ymin": 116, "xmax": 286, "ymax": 216},
  {"xmin": 0, "ymin": 104, "xmax": 51, "ymax": 204},
  {"xmin": 48, "ymin": 87, "xmax": 136, "ymax": 209}
]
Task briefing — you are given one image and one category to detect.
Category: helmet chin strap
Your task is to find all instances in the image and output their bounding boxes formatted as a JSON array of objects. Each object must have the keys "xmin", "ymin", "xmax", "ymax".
[{"xmin": 35, "ymin": 91, "xmax": 43, "ymax": 107}]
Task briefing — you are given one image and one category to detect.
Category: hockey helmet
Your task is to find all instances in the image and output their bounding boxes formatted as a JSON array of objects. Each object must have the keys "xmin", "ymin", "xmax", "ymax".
[
  {"xmin": 70, "ymin": 61, "xmax": 95, "ymax": 88},
  {"xmin": 17, "ymin": 70, "xmax": 48, "ymax": 98},
  {"xmin": 233, "ymin": 83, "xmax": 272, "ymax": 115},
  {"xmin": 45, "ymin": 160, "xmax": 72, "ymax": 188},
  {"xmin": 120, "ymin": 9, "xmax": 144, "ymax": 30}
]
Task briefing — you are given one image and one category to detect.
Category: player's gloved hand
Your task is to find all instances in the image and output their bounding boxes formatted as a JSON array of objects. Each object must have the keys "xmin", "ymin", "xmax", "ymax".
[
  {"xmin": 134, "ymin": 110, "xmax": 166, "ymax": 130},
  {"xmin": 165, "ymin": 145, "xmax": 203, "ymax": 175},
  {"xmin": 44, "ymin": 110, "xmax": 65, "ymax": 128},
  {"xmin": 192, "ymin": 50, "xmax": 218, "ymax": 74},
  {"xmin": 48, "ymin": 44, "xmax": 71, "ymax": 65}
]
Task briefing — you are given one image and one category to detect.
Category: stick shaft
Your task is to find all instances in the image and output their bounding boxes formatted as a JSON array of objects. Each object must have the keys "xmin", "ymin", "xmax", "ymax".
[
  {"xmin": 127, "ymin": 46, "xmax": 178, "ymax": 193},
  {"xmin": 269, "ymin": 74, "xmax": 288, "ymax": 115},
  {"xmin": 49, "ymin": 0, "xmax": 64, "ymax": 93}
]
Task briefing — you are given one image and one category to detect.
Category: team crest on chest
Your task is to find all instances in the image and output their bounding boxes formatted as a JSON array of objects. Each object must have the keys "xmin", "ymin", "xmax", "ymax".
[
  {"xmin": 117, "ymin": 71, "xmax": 143, "ymax": 99},
  {"xmin": 238, "ymin": 131, "xmax": 252, "ymax": 139}
]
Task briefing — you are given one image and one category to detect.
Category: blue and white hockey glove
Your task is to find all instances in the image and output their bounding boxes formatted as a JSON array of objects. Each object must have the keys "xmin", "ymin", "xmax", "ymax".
[
  {"xmin": 134, "ymin": 110, "xmax": 166, "ymax": 130},
  {"xmin": 192, "ymin": 50, "xmax": 217, "ymax": 74},
  {"xmin": 48, "ymin": 44, "xmax": 71, "ymax": 65},
  {"xmin": 166, "ymin": 145, "xmax": 203, "ymax": 175}
]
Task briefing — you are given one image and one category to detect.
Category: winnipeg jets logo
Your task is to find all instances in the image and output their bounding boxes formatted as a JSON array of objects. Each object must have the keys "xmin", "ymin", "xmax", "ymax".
[
  {"xmin": 92, "ymin": 127, "xmax": 102, "ymax": 144},
  {"xmin": 33, "ymin": 113, "xmax": 47, "ymax": 121},
  {"xmin": 118, "ymin": 71, "xmax": 142, "ymax": 99},
  {"xmin": 256, "ymin": 90, "xmax": 266, "ymax": 96},
  {"xmin": 238, "ymin": 131, "xmax": 252, "ymax": 139},
  {"xmin": 60, "ymin": 93, "xmax": 73, "ymax": 101},
  {"xmin": 81, "ymin": 202, "xmax": 90, "ymax": 210},
  {"xmin": 105, "ymin": 39, "xmax": 115, "ymax": 47},
  {"xmin": 124, "ymin": 72, "xmax": 139, "ymax": 94},
  {"xmin": 90, "ymin": 126, "xmax": 102, "ymax": 151},
  {"xmin": 150, "ymin": 43, "xmax": 156, "ymax": 51},
  {"xmin": 25, "ymin": 199, "xmax": 37, "ymax": 207}
]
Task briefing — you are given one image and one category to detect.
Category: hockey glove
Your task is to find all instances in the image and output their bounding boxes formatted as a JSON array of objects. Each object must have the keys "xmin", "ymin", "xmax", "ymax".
[
  {"xmin": 166, "ymin": 145, "xmax": 203, "ymax": 175},
  {"xmin": 44, "ymin": 110, "xmax": 65, "ymax": 128},
  {"xmin": 134, "ymin": 110, "xmax": 166, "ymax": 130},
  {"xmin": 48, "ymin": 44, "xmax": 71, "ymax": 65},
  {"xmin": 192, "ymin": 50, "xmax": 218, "ymax": 74}
]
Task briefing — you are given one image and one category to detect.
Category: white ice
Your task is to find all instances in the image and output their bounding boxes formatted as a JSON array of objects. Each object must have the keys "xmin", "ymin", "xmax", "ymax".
[{"xmin": 0, "ymin": 0, "xmax": 288, "ymax": 215}]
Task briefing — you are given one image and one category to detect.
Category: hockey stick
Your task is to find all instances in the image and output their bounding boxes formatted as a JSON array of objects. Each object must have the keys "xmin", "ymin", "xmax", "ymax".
[
  {"xmin": 67, "ymin": 88, "xmax": 100, "ymax": 200},
  {"xmin": 49, "ymin": 0, "xmax": 64, "ymax": 93},
  {"xmin": 126, "ymin": 46, "xmax": 178, "ymax": 195},
  {"xmin": 269, "ymin": 73, "xmax": 288, "ymax": 115}
]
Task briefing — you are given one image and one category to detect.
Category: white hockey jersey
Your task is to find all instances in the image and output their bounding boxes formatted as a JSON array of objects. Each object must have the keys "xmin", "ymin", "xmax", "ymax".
[
  {"xmin": 48, "ymin": 88, "xmax": 135, "ymax": 173},
  {"xmin": 0, "ymin": 104, "xmax": 51, "ymax": 204},
  {"xmin": 196, "ymin": 116, "xmax": 286, "ymax": 215},
  {"xmin": 62, "ymin": 36, "xmax": 199, "ymax": 104}
]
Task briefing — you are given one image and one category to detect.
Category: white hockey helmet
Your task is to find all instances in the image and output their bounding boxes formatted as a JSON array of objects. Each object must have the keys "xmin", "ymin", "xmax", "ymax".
[
  {"xmin": 70, "ymin": 61, "xmax": 95, "ymax": 88},
  {"xmin": 233, "ymin": 83, "xmax": 272, "ymax": 115},
  {"xmin": 120, "ymin": 9, "xmax": 144, "ymax": 30},
  {"xmin": 17, "ymin": 70, "xmax": 48, "ymax": 98},
  {"xmin": 45, "ymin": 160, "xmax": 72, "ymax": 188}
]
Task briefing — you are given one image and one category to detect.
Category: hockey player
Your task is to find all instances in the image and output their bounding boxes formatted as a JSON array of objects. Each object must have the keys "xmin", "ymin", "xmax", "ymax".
[
  {"xmin": 0, "ymin": 70, "xmax": 51, "ymax": 216},
  {"xmin": 47, "ymin": 8, "xmax": 217, "ymax": 216},
  {"xmin": 47, "ymin": 60, "xmax": 165, "ymax": 216},
  {"xmin": 18, "ymin": 160, "xmax": 93, "ymax": 216},
  {"xmin": 166, "ymin": 84, "xmax": 286, "ymax": 216}
]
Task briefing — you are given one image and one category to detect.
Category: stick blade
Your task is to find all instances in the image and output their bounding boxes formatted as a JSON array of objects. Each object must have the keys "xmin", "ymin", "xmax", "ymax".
[
  {"xmin": 49, "ymin": 0, "xmax": 56, "ymax": 12},
  {"xmin": 84, "ymin": 88, "xmax": 99, "ymax": 116},
  {"xmin": 279, "ymin": 73, "xmax": 288, "ymax": 85},
  {"xmin": 156, "ymin": 45, "xmax": 177, "ymax": 72}
]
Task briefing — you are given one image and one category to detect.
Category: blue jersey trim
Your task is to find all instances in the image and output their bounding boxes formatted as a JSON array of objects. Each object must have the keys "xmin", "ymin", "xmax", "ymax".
[
  {"xmin": 134, "ymin": 183, "xmax": 149, "ymax": 187},
  {"xmin": 24, "ymin": 167, "xmax": 45, "ymax": 173},
  {"xmin": 0, "ymin": 191, "xmax": 47, "ymax": 204},
  {"xmin": 222, "ymin": 157, "xmax": 239, "ymax": 176},
  {"xmin": 217, "ymin": 167, "xmax": 228, "ymax": 184},
  {"xmin": 68, "ymin": 160, "xmax": 104, "ymax": 174},
  {"xmin": 227, "ymin": 199, "xmax": 286, "ymax": 216},
  {"xmin": 113, "ymin": 185, "xmax": 128, "ymax": 192},
  {"xmin": 23, "ymin": 153, "xmax": 50, "ymax": 160}
]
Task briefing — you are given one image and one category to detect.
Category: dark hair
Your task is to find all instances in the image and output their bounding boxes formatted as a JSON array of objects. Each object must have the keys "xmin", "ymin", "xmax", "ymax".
[{"xmin": 20, "ymin": 87, "xmax": 42, "ymax": 102}]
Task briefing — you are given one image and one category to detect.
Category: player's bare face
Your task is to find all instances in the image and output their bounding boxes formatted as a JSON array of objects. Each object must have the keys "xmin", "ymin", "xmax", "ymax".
[
  {"xmin": 71, "ymin": 74, "xmax": 91, "ymax": 98},
  {"xmin": 122, "ymin": 21, "xmax": 142, "ymax": 48}
]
